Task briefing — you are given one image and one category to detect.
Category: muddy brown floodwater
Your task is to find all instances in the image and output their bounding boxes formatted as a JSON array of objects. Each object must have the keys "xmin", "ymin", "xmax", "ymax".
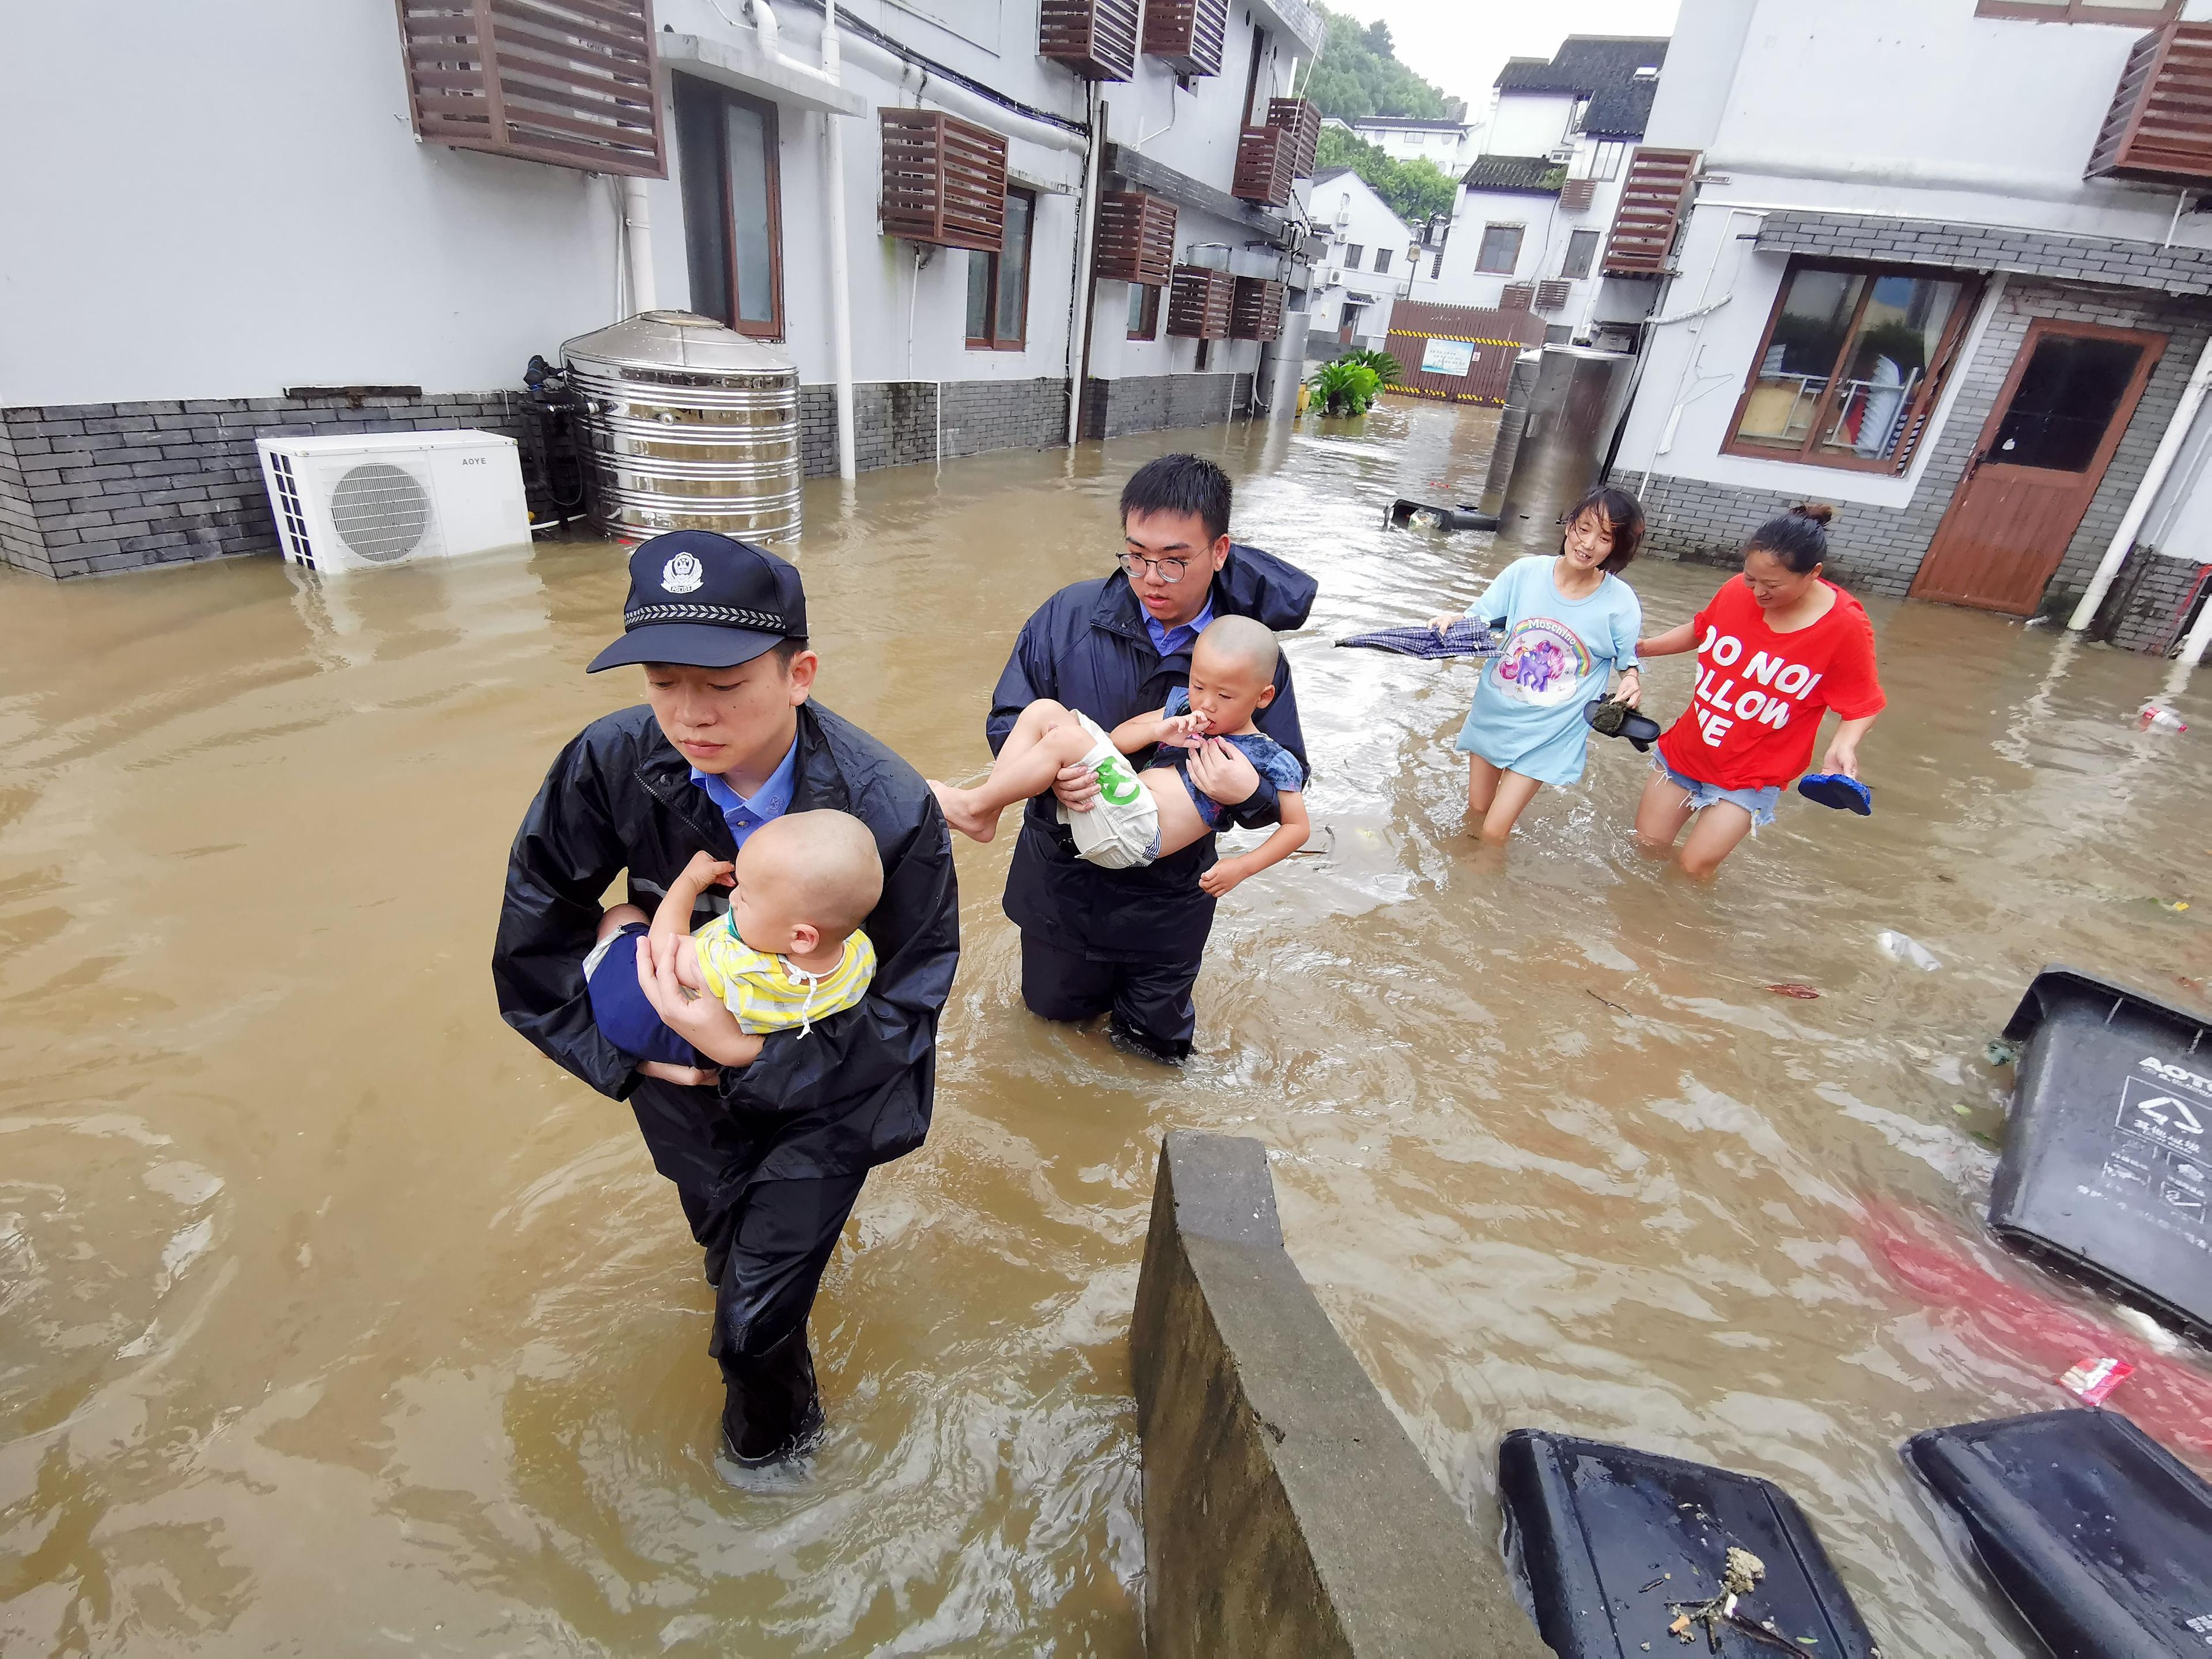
[{"xmin": 5, "ymin": 399, "xmax": 2212, "ymax": 1657}]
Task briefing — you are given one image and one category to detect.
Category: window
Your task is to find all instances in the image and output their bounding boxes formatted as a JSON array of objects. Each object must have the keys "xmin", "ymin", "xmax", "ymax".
[
  {"xmin": 1562, "ymin": 229, "xmax": 1601, "ymax": 280},
  {"xmin": 1476, "ymin": 224, "xmax": 1524, "ymax": 275},
  {"xmin": 1374, "ymin": 248, "xmax": 1393, "ymax": 274},
  {"xmin": 967, "ymin": 185, "xmax": 1036, "ymax": 350},
  {"xmin": 1976, "ymin": 0, "xmax": 2176, "ymax": 20},
  {"xmin": 1430, "ymin": 252, "xmax": 1444, "ymax": 279},
  {"xmin": 1728, "ymin": 260, "xmax": 1982, "ymax": 471},
  {"xmin": 1127, "ymin": 281, "xmax": 1161, "ymax": 340},
  {"xmin": 1570, "ymin": 140, "xmax": 1626, "ymax": 182},
  {"xmin": 675, "ymin": 75, "xmax": 784, "ymax": 338},
  {"xmin": 1345, "ymin": 243, "xmax": 1365, "ymax": 269},
  {"xmin": 1406, "ymin": 131, "xmax": 1425, "ymax": 146}
]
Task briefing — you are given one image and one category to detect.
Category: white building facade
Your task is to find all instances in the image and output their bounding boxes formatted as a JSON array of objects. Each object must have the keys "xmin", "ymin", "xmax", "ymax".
[
  {"xmin": 1338, "ymin": 116, "xmax": 1479, "ymax": 176},
  {"xmin": 0, "ymin": 0, "xmax": 1325, "ymax": 579},
  {"xmin": 1305, "ymin": 170, "xmax": 1418, "ymax": 354},
  {"xmin": 1618, "ymin": 0, "xmax": 2212, "ymax": 652},
  {"xmin": 1411, "ymin": 36, "xmax": 1667, "ymax": 354}
]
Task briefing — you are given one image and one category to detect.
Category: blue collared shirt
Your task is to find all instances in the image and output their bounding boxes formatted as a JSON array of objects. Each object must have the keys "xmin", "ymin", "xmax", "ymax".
[
  {"xmin": 1146, "ymin": 594, "xmax": 1215, "ymax": 660},
  {"xmin": 691, "ymin": 736, "xmax": 798, "ymax": 848}
]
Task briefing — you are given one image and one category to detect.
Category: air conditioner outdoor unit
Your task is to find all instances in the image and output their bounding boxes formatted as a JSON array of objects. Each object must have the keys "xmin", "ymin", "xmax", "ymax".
[{"xmin": 255, "ymin": 430, "xmax": 528, "ymax": 573}]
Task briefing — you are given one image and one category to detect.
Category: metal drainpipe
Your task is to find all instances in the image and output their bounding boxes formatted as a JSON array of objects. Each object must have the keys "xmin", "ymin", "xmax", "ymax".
[
  {"xmin": 623, "ymin": 176, "xmax": 658, "ymax": 313},
  {"xmin": 821, "ymin": 0, "xmax": 857, "ymax": 481},
  {"xmin": 1067, "ymin": 89, "xmax": 1105, "ymax": 448},
  {"xmin": 2069, "ymin": 332, "xmax": 2212, "ymax": 632}
]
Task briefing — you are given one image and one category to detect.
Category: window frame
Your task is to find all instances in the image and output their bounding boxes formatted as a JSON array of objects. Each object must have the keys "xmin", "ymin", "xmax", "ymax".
[
  {"xmin": 1127, "ymin": 280, "xmax": 1161, "ymax": 341},
  {"xmin": 1562, "ymin": 229, "xmax": 1600, "ymax": 280},
  {"xmin": 673, "ymin": 74, "xmax": 786, "ymax": 340},
  {"xmin": 1373, "ymin": 247, "xmax": 1393, "ymax": 275},
  {"xmin": 966, "ymin": 184, "xmax": 1037, "ymax": 352},
  {"xmin": 1975, "ymin": 0, "xmax": 2176, "ymax": 20},
  {"xmin": 1721, "ymin": 256, "xmax": 1986, "ymax": 476},
  {"xmin": 1344, "ymin": 243, "xmax": 1365, "ymax": 269},
  {"xmin": 1475, "ymin": 223, "xmax": 1525, "ymax": 275}
]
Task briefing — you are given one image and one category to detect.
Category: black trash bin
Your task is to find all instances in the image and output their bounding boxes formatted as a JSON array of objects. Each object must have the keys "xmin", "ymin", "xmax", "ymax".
[
  {"xmin": 1907, "ymin": 1408, "xmax": 2212, "ymax": 1658},
  {"xmin": 1993, "ymin": 966, "xmax": 2212, "ymax": 1337},
  {"xmin": 1497, "ymin": 1429, "xmax": 1879, "ymax": 1657}
]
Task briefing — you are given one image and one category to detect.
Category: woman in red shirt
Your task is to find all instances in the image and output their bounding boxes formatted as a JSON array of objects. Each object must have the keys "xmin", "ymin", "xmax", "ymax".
[{"xmin": 1633, "ymin": 504, "xmax": 1885, "ymax": 878}]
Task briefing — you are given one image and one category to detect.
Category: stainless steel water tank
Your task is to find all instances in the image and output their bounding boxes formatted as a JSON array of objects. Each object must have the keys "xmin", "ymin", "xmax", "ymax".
[
  {"xmin": 1256, "ymin": 309, "xmax": 1312, "ymax": 422},
  {"xmin": 1477, "ymin": 350, "xmax": 1544, "ymax": 516},
  {"xmin": 561, "ymin": 310, "xmax": 801, "ymax": 544},
  {"xmin": 1493, "ymin": 346, "xmax": 1638, "ymax": 558}
]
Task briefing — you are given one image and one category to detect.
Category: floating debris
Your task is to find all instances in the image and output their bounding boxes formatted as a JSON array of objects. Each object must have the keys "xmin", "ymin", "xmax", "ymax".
[
  {"xmin": 1767, "ymin": 983, "xmax": 1821, "ymax": 1000},
  {"xmin": 2059, "ymin": 1355, "xmax": 2135, "ymax": 1406},
  {"xmin": 1669, "ymin": 1548, "xmax": 1768, "ymax": 1648},
  {"xmin": 1985, "ymin": 1039, "xmax": 2021, "ymax": 1068}
]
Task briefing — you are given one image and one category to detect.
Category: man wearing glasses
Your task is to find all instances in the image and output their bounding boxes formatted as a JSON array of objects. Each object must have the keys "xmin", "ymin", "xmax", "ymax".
[{"xmin": 986, "ymin": 453, "xmax": 1316, "ymax": 1061}]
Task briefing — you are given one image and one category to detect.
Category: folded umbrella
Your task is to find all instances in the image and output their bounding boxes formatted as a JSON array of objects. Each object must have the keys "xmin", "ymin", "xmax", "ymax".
[{"xmin": 1335, "ymin": 619, "xmax": 1501, "ymax": 659}]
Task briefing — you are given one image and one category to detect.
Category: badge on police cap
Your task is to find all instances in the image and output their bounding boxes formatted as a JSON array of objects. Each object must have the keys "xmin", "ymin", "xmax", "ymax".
[{"xmin": 660, "ymin": 551, "xmax": 705, "ymax": 594}]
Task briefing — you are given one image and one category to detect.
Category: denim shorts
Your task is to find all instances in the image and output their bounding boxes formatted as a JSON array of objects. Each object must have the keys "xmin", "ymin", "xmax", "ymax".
[{"xmin": 1655, "ymin": 760, "xmax": 1782, "ymax": 830}]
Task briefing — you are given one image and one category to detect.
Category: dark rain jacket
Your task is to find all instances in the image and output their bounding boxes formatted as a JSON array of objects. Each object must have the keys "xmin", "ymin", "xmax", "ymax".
[
  {"xmin": 987, "ymin": 544, "xmax": 1317, "ymax": 963},
  {"xmin": 492, "ymin": 701, "xmax": 959, "ymax": 1180}
]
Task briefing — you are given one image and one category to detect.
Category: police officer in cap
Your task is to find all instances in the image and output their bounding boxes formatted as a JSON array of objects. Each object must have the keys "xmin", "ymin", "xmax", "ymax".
[{"xmin": 494, "ymin": 532, "xmax": 959, "ymax": 1467}]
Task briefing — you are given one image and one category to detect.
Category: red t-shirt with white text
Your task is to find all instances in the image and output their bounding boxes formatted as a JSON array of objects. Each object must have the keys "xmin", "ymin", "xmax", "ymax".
[{"xmin": 1656, "ymin": 576, "xmax": 1886, "ymax": 791}]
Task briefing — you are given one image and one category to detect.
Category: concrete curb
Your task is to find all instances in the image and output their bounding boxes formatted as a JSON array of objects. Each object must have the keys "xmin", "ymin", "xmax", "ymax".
[{"xmin": 1130, "ymin": 1131, "xmax": 1553, "ymax": 1659}]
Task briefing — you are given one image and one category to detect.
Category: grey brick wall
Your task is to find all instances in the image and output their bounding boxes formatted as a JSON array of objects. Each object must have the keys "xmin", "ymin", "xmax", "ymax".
[
  {"xmin": 0, "ymin": 392, "xmax": 521, "ymax": 581},
  {"xmin": 798, "ymin": 379, "xmax": 1071, "ymax": 475},
  {"xmin": 2105, "ymin": 550, "xmax": 2210, "ymax": 655},
  {"xmin": 1759, "ymin": 211, "xmax": 2212, "ymax": 297},
  {"xmin": 6, "ymin": 374, "xmax": 1229, "ymax": 580},
  {"xmin": 1083, "ymin": 372, "xmax": 1255, "ymax": 439},
  {"xmin": 1638, "ymin": 277, "xmax": 2212, "ymax": 635}
]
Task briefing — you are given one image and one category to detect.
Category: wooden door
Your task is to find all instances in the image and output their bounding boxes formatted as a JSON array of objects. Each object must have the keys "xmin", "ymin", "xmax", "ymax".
[{"xmin": 1912, "ymin": 319, "xmax": 2166, "ymax": 615}]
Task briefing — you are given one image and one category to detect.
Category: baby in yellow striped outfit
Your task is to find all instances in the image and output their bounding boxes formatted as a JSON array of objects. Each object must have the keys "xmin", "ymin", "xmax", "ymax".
[{"xmin": 585, "ymin": 810, "xmax": 881, "ymax": 1072}]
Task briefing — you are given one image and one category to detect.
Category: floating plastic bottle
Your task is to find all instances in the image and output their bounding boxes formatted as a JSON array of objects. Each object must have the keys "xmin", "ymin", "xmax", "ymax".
[
  {"xmin": 1877, "ymin": 930, "xmax": 1942, "ymax": 971},
  {"xmin": 2138, "ymin": 703, "xmax": 2188, "ymax": 733}
]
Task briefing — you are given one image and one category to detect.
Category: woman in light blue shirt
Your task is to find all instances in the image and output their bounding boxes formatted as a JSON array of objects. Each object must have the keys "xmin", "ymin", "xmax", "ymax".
[{"xmin": 1427, "ymin": 486, "xmax": 1646, "ymax": 842}]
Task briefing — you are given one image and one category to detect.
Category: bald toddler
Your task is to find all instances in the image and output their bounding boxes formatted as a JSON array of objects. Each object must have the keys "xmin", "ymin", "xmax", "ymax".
[
  {"xmin": 582, "ymin": 809, "xmax": 882, "ymax": 1070},
  {"xmin": 933, "ymin": 615, "xmax": 1308, "ymax": 897}
]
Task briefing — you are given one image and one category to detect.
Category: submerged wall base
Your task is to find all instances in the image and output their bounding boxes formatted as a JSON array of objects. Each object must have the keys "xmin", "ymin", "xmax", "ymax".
[{"xmin": 1130, "ymin": 1131, "xmax": 1551, "ymax": 1659}]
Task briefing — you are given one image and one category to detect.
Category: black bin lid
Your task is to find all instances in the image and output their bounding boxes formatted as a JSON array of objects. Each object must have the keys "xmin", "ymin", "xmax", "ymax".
[
  {"xmin": 1498, "ymin": 1429, "xmax": 1878, "ymax": 1657},
  {"xmin": 1907, "ymin": 1408, "xmax": 2212, "ymax": 1657},
  {"xmin": 1993, "ymin": 967, "xmax": 2212, "ymax": 1337}
]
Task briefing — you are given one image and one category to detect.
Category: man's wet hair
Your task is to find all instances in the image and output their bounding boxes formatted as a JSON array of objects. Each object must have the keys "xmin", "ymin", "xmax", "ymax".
[
  {"xmin": 773, "ymin": 637, "xmax": 809, "ymax": 670},
  {"xmin": 1195, "ymin": 614, "xmax": 1279, "ymax": 681},
  {"xmin": 1121, "ymin": 453, "xmax": 1232, "ymax": 545}
]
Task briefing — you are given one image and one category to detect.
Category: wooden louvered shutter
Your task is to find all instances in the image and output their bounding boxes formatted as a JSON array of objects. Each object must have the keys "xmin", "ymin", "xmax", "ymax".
[
  {"xmin": 1143, "ymin": 0, "xmax": 1228, "ymax": 77},
  {"xmin": 1603, "ymin": 147, "xmax": 1699, "ymax": 276},
  {"xmin": 395, "ymin": 0, "xmax": 665, "ymax": 177},
  {"xmin": 880, "ymin": 110, "xmax": 1009, "ymax": 253},
  {"xmin": 1230, "ymin": 277, "xmax": 1285, "ymax": 342},
  {"xmin": 1094, "ymin": 192, "xmax": 1177, "ymax": 285},
  {"xmin": 1233, "ymin": 126, "xmax": 1295, "ymax": 206},
  {"xmin": 1559, "ymin": 179, "xmax": 1597, "ymax": 211},
  {"xmin": 1167, "ymin": 266, "xmax": 1233, "ymax": 339},
  {"xmin": 2088, "ymin": 22, "xmax": 2212, "ymax": 184},
  {"xmin": 1038, "ymin": 0, "xmax": 1141, "ymax": 82},
  {"xmin": 1535, "ymin": 280, "xmax": 1573, "ymax": 312},
  {"xmin": 1499, "ymin": 282, "xmax": 1536, "ymax": 313},
  {"xmin": 1266, "ymin": 98, "xmax": 1321, "ymax": 177}
]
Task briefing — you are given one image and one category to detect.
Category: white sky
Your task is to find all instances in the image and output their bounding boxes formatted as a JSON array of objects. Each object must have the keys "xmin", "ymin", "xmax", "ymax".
[{"xmin": 1320, "ymin": 0, "xmax": 1685, "ymax": 123}]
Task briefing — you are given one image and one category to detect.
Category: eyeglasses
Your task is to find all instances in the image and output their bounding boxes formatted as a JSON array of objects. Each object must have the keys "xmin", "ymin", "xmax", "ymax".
[{"xmin": 1118, "ymin": 552, "xmax": 1188, "ymax": 584}]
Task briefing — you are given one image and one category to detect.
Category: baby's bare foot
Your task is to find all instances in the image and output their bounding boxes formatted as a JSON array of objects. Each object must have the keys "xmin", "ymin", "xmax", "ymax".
[{"xmin": 929, "ymin": 781, "xmax": 1000, "ymax": 843}]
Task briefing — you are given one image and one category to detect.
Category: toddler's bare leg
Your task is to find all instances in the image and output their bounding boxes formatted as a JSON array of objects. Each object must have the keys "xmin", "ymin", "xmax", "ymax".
[
  {"xmin": 597, "ymin": 902, "xmax": 650, "ymax": 942},
  {"xmin": 932, "ymin": 700, "xmax": 1097, "ymax": 843}
]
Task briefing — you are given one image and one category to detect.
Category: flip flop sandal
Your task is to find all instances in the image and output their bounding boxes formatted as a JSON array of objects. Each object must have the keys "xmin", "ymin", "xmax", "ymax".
[
  {"xmin": 1797, "ymin": 772, "xmax": 1874, "ymax": 815},
  {"xmin": 1584, "ymin": 699, "xmax": 1663, "ymax": 753}
]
